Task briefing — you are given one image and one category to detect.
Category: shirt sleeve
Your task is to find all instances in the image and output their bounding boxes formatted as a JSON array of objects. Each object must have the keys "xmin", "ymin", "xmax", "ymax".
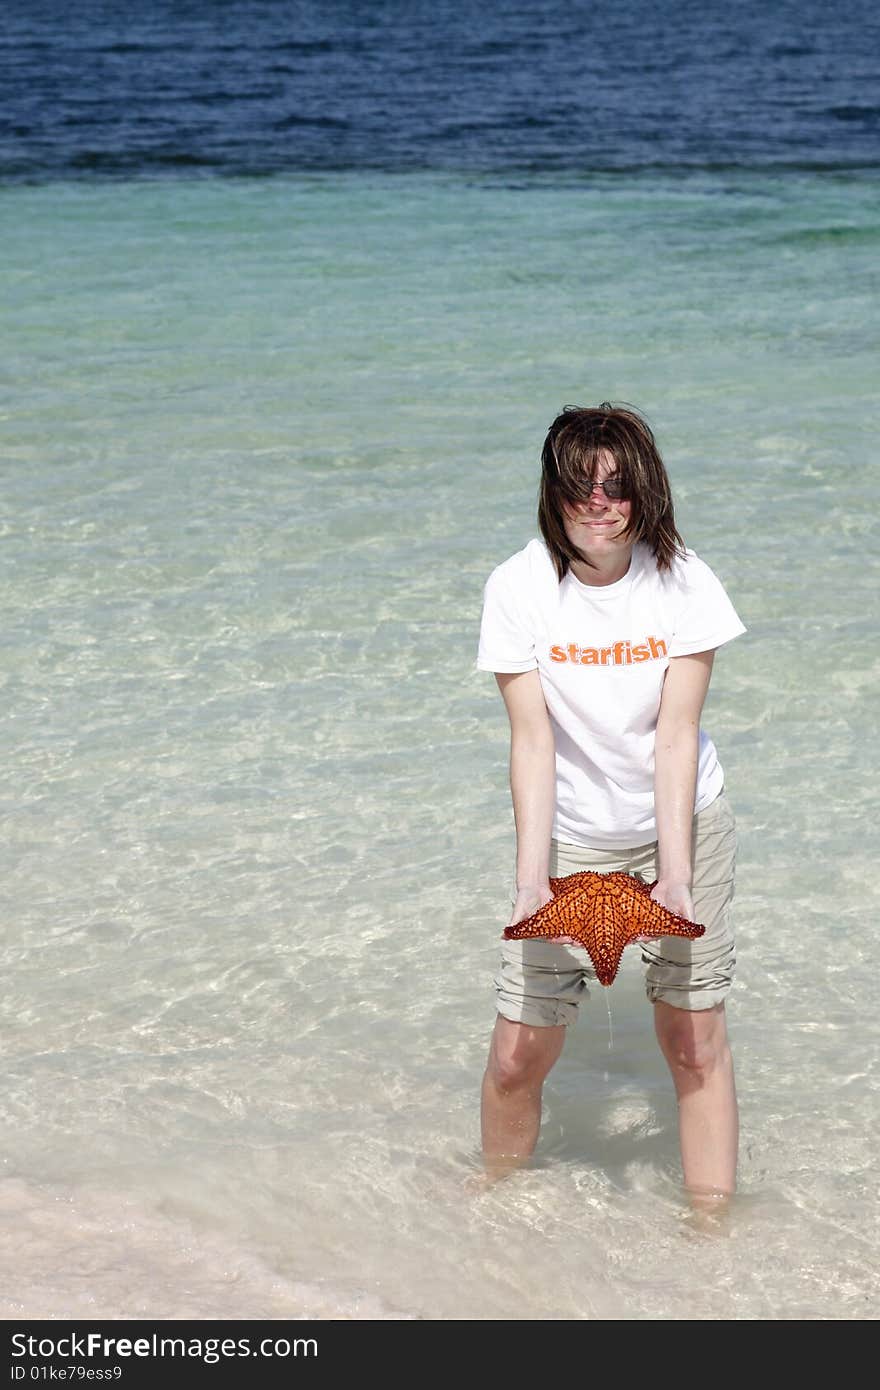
[
  {"xmin": 476, "ymin": 562, "xmax": 538, "ymax": 672},
  {"xmin": 667, "ymin": 553, "xmax": 747, "ymax": 658}
]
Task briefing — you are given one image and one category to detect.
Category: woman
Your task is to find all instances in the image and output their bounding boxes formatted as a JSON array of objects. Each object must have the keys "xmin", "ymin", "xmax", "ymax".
[{"xmin": 476, "ymin": 403, "xmax": 745, "ymax": 1202}]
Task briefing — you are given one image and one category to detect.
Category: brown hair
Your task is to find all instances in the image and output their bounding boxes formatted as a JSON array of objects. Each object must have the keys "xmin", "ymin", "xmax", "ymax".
[{"xmin": 537, "ymin": 402, "xmax": 686, "ymax": 579}]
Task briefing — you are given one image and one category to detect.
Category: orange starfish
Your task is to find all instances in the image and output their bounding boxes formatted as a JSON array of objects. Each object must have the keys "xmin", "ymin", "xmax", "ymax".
[{"xmin": 503, "ymin": 871, "xmax": 705, "ymax": 986}]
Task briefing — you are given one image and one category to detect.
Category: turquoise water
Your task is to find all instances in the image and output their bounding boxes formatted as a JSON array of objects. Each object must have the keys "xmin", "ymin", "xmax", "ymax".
[{"xmin": 2, "ymin": 171, "xmax": 879, "ymax": 1318}]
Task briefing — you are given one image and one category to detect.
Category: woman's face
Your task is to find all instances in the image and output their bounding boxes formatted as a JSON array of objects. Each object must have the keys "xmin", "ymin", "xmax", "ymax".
[{"xmin": 561, "ymin": 448, "xmax": 633, "ymax": 563}]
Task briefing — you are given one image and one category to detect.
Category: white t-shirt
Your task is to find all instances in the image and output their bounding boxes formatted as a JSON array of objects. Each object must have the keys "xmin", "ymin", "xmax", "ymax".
[{"xmin": 476, "ymin": 539, "xmax": 746, "ymax": 848}]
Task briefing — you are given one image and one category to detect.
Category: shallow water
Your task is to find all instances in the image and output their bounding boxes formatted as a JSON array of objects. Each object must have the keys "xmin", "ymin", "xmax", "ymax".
[{"xmin": 2, "ymin": 167, "xmax": 879, "ymax": 1319}]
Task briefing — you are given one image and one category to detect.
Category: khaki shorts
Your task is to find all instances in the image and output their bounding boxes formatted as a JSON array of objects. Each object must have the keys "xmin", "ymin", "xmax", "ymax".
[{"xmin": 496, "ymin": 791, "xmax": 737, "ymax": 1024}]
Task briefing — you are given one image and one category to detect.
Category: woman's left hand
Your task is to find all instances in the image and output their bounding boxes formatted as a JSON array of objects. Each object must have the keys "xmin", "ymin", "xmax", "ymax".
[{"xmin": 649, "ymin": 879, "xmax": 695, "ymax": 923}]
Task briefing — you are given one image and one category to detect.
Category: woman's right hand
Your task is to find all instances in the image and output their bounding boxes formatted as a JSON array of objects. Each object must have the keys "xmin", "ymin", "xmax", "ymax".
[
  {"xmin": 507, "ymin": 883, "xmax": 554, "ymax": 929},
  {"xmin": 506, "ymin": 883, "xmax": 580, "ymax": 947}
]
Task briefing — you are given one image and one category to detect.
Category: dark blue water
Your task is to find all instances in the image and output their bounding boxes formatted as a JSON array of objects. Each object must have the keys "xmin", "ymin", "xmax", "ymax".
[{"xmin": 2, "ymin": 0, "xmax": 878, "ymax": 182}]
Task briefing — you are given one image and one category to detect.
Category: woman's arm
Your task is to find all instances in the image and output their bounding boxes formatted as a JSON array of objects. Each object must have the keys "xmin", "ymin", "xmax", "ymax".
[
  {"xmin": 496, "ymin": 670, "xmax": 556, "ymax": 926},
  {"xmin": 652, "ymin": 650, "xmax": 715, "ymax": 920}
]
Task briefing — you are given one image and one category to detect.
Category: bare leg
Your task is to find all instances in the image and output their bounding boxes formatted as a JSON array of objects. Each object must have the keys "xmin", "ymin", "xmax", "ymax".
[
  {"xmin": 653, "ymin": 1000, "xmax": 738, "ymax": 1203},
  {"xmin": 480, "ymin": 1015, "xmax": 567, "ymax": 1177}
]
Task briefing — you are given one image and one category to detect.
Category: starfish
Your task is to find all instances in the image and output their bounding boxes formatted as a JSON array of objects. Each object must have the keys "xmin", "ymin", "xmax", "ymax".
[{"xmin": 503, "ymin": 871, "xmax": 705, "ymax": 986}]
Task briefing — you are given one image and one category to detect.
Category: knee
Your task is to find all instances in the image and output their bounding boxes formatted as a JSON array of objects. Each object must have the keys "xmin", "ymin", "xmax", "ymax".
[
  {"xmin": 487, "ymin": 1022, "xmax": 562, "ymax": 1094},
  {"xmin": 656, "ymin": 1008, "xmax": 730, "ymax": 1084},
  {"xmin": 666, "ymin": 1032, "xmax": 726, "ymax": 1079},
  {"xmin": 489, "ymin": 1050, "xmax": 537, "ymax": 1093}
]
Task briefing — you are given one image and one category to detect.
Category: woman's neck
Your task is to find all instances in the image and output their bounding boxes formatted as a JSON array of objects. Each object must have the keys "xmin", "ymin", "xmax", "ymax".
[{"xmin": 569, "ymin": 547, "xmax": 634, "ymax": 587}]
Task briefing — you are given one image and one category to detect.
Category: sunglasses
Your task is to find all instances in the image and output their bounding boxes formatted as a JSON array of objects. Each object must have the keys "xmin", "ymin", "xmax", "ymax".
[{"xmin": 564, "ymin": 475, "xmax": 627, "ymax": 503}]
